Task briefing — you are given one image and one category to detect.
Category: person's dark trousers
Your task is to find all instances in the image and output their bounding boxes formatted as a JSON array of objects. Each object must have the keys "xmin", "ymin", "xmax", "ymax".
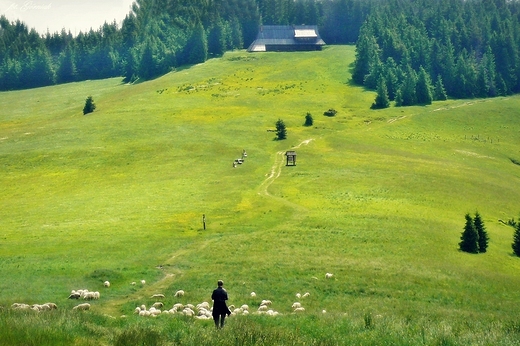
[{"xmin": 213, "ymin": 314, "xmax": 226, "ymax": 328}]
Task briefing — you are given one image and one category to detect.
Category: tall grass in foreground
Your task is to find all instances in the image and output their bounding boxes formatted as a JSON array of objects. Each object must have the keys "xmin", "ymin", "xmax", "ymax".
[{"xmin": 1, "ymin": 311, "xmax": 520, "ymax": 345}]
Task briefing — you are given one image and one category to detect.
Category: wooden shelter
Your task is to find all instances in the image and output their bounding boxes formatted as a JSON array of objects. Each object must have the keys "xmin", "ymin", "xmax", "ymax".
[
  {"xmin": 285, "ymin": 151, "xmax": 297, "ymax": 166},
  {"xmin": 247, "ymin": 25, "xmax": 325, "ymax": 52}
]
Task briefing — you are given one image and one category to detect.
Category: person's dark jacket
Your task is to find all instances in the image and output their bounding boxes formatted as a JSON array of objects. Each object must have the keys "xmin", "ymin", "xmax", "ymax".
[{"xmin": 211, "ymin": 287, "xmax": 231, "ymax": 316}]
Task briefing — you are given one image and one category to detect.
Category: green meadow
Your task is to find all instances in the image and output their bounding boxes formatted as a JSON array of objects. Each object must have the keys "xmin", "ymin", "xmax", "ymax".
[{"xmin": 1, "ymin": 45, "xmax": 519, "ymax": 345}]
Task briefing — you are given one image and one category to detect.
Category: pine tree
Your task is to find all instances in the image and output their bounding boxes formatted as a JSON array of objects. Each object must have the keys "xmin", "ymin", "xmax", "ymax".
[
  {"xmin": 474, "ymin": 212, "xmax": 489, "ymax": 253},
  {"xmin": 83, "ymin": 96, "xmax": 96, "ymax": 115},
  {"xmin": 433, "ymin": 75, "xmax": 448, "ymax": 101},
  {"xmin": 512, "ymin": 221, "xmax": 520, "ymax": 257},
  {"xmin": 304, "ymin": 112, "xmax": 313, "ymax": 126},
  {"xmin": 371, "ymin": 77, "xmax": 390, "ymax": 109},
  {"xmin": 416, "ymin": 66, "xmax": 433, "ymax": 105},
  {"xmin": 275, "ymin": 119, "xmax": 287, "ymax": 140},
  {"xmin": 459, "ymin": 213, "xmax": 479, "ymax": 254}
]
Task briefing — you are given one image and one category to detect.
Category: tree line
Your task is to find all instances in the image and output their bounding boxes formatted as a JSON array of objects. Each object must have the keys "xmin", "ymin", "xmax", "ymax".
[
  {"xmin": 0, "ymin": 0, "xmax": 372, "ymax": 91},
  {"xmin": 354, "ymin": 0, "xmax": 520, "ymax": 108}
]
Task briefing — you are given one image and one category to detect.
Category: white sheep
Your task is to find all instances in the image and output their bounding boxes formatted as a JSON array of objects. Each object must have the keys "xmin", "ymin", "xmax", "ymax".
[
  {"xmin": 302, "ymin": 292, "xmax": 310, "ymax": 298},
  {"xmin": 250, "ymin": 292, "xmax": 256, "ymax": 297},
  {"xmin": 258, "ymin": 305, "xmax": 268, "ymax": 312},
  {"xmin": 292, "ymin": 302, "xmax": 302, "ymax": 309},
  {"xmin": 294, "ymin": 307, "xmax": 305, "ymax": 312},
  {"xmin": 174, "ymin": 290, "xmax": 185, "ymax": 297},
  {"xmin": 73, "ymin": 303, "xmax": 90, "ymax": 311},
  {"xmin": 140, "ymin": 280, "xmax": 146, "ymax": 285},
  {"xmin": 196, "ymin": 302, "xmax": 210, "ymax": 310},
  {"xmin": 131, "ymin": 282, "xmax": 136, "ymax": 285},
  {"xmin": 173, "ymin": 303, "xmax": 184, "ymax": 310},
  {"xmin": 240, "ymin": 304, "xmax": 249, "ymax": 311},
  {"xmin": 325, "ymin": 273, "xmax": 334, "ymax": 279},
  {"xmin": 260, "ymin": 299, "xmax": 272, "ymax": 306},
  {"xmin": 12, "ymin": 303, "xmax": 31, "ymax": 310},
  {"xmin": 104, "ymin": 281, "xmax": 110, "ymax": 288},
  {"xmin": 151, "ymin": 294, "xmax": 165, "ymax": 299},
  {"xmin": 44, "ymin": 303, "xmax": 58, "ymax": 310},
  {"xmin": 152, "ymin": 302, "xmax": 164, "ymax": 309}
]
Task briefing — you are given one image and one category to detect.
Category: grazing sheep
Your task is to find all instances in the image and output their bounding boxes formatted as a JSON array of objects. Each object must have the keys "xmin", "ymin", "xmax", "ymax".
[
  {"xmin": 140, "ymin": 280, "xmax": 146, "ymax": 285},
  {"xmin": 325, "ymin": 273, "xmax": 334, "ymax": 279},
  {"xmin": 196, "ymin": 302, "xmax": 210, "ymax": 310},
  {"xmin": 302, "ymin": 292, "xmax": 310, "ymax": 298},
  {"xmin": 250, "ymin": 292, "xmax": 256, "ymax": 297},
  {"xmin": 292, "ymin": 302, "xmax": 302, "ymax": 309},
  {"xmin": 131, "ymin": 282, "xmax": 136, "ymax": 286},
  {"xmin": 258, "ymin": 305, "xmax": 268, "ymax": 312},
  {"xmin": 294, "ymin": 307, "xmax": 305, "ymax": 312},
  {"xmin": 68, "ymin": 292, "xmax": 81, "ymax": 299},
  {"xmin": 322, "ymin": 309, "xmax": 327, "ymax": 314},
  {"xmin": 174, "ymin": 290, "xmax": 185, "ymax": 297},
  {"xmin": 173, "ymin": 303, "xmax": 184, "ymax": 310},
  {"xmin": 12, "ymin": 303, "xmax": 31, "ymax": 310},
  {"xmin": 44, "ymin": 303, "xmax": 58, "ymax": 310},
  {"xmin": 104, "ymin": 281, "xmax": 110, "ymax": 288},
  {"xmin": 151, "ymin": 294, "xmax": 165, "ymax": 299},
  {"xmin": 73, "ymin": 303, "xmax": 91, "ymax": 311},
  {"xmin": 260, "ymin": 300, "xmax": 272, "ymax": 306},
  {"xmin": 296, "ymin": 293, "xmax": 301, "ymax": 299},
  {"xmin": 240, "ymin": 304, "xmax": 249, "ymax": 311},
  {"xmin": 152, "ymin": 302, "xmax": 164, "ymax": 309},
  {"xmin": 311, "ymin": 276, "xmax": 319, "ymax": 280}
]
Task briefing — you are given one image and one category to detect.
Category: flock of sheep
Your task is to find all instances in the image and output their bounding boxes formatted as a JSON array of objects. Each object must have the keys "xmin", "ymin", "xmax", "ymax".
[
  {"xmin": 132, "ymin": 272, "xmax": 334, "ymax": 319},
  {"xmin": 6, "ymin": 273, "xmax": 335, "ymax": 317}
]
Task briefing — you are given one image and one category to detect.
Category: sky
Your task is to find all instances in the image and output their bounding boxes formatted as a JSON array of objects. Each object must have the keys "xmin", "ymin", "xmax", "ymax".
[{"xmin": 0, "ymin": 0, "xmax": 135, "ymax": 35}]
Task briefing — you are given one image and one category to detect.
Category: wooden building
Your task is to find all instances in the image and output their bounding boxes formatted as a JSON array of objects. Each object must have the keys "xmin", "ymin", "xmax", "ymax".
[
  {"xmin": 247, "ymin": 25, "xmax": 325, "ymax": 52},
  {"xmin": 285, "ymin": 151, "xmax": 297, "ymax": 166}
]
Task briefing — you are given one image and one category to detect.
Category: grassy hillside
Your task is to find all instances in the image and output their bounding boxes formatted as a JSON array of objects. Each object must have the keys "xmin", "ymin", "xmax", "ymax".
[{"xmin": 0, "ymin": 45, "xmax": 519, "ymax": 345}]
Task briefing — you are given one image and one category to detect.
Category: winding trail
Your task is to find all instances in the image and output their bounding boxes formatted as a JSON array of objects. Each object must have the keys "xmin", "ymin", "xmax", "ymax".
[{"xmin": 257, "ymin": 138, "xmax": 314, "ymax": 211}]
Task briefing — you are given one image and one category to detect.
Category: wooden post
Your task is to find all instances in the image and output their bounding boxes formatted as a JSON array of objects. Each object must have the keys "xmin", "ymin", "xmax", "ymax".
[{"xmin": 203, "ymin": 214, "xmax": 206, "ymax": 230}]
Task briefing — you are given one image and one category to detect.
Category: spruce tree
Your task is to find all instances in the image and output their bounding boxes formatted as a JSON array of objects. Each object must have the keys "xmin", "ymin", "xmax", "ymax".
[
  {"xmin": 371, "ymin": 77, "xmax": 390, "ymax": 109},
  {"xmin": 304, "ymin": 112, "xmax": 313, "ymax": 126},
  {"xmin": 434, "ymin": 75, "xmax": 448, "ymax": 101},
  {"xmin": 512, "ymin": 221, "xmax": 520, "ymax": 257},
  {"xmin": 474, "ymin": 212, "xmax": 489, "ymax": 253},
  {"xmin": 275, "ymin": 119, "xmax": 287, "ymax": 140},
  {"xmin": 83, "ymin": 96, "xmax": 96, "ymax": 115},
  {"xmin": 416, "ymin": 66, "xmax": 433, "ymax": 105},
  {"xmin": 459, "ymin": 213, "xmax": 479, "ymax": 254}
]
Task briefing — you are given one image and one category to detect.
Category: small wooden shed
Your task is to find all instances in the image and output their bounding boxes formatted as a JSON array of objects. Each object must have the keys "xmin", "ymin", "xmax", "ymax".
[{"xmin": 285, "ymin": 151, "xmax": 297, "ymax": 166}]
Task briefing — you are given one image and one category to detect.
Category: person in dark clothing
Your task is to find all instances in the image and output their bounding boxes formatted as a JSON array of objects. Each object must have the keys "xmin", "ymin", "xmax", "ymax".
[{"xmin": 211, "ymin": 280, "xmax": 231, "ymax": 328}]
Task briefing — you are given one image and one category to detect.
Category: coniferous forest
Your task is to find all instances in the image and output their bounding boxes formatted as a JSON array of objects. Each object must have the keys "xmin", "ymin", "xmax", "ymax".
[{"xmin": 1, "ymin": 0, "xmax": 520, "ymax": 106}]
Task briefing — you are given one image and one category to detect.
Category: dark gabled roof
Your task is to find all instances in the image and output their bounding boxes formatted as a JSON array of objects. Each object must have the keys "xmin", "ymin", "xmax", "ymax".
[{"xmin": 247, "ymin": 25, "xmax": 325, "ymax": 52}]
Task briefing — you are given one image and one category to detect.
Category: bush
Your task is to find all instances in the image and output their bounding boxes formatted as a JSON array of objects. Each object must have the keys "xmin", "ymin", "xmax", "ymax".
[{"xmin": 323, "ymin": 108, "xmax": 337, "ymax": 116}]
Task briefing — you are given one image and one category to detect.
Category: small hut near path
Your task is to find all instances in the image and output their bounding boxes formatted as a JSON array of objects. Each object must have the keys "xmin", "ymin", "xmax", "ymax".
[{"xmin": 285, "ymin": 151, "xmax": 297, "ymax": 166}]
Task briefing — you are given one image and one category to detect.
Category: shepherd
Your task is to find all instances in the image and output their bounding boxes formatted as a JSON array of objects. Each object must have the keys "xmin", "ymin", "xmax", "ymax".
[{"xmin": 211, "ymin": 280, "xmax": 231, "ymax": 329}]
